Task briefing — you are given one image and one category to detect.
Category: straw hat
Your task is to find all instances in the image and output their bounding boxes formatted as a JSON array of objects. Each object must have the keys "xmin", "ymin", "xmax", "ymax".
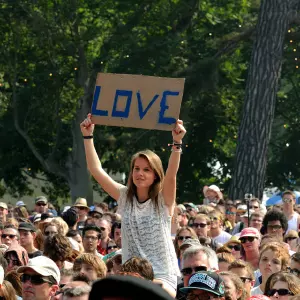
[{"xmin": 72, "ymin": 198, "xmax": 90, "ymax": 210}]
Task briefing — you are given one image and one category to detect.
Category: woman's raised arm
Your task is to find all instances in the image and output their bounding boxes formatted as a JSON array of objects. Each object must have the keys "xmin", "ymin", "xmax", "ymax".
[
  {"xmin": 80, "ymin": 114, "xmax": 123, "ymax": 200},
  {"xmin": 162, "ymin": 120, "xmax": 186, "ymax": 213}
]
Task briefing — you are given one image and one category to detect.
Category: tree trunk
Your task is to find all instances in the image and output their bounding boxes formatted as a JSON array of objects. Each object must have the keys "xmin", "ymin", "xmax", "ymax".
[{"xmin": 228, "ymin": 0, "xmax": 299, "ymax": 200}]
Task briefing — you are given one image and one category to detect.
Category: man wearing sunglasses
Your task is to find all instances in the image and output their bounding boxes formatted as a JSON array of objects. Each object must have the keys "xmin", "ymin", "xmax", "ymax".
[
  {"xmin": 262, "ymin": 210, "xmax": 288, "ymax": 238},
  {"xmin": 34, "ymin": 196, "xmax": 49, "ymax": 214},
  {"xmin": 17, "ymin": 256, "xmax": 60, "ymax": 300},
  {"xmin": 177, "ymin": 245, "xmax": 218, "ymax": 300},
  {"xmin": 2, "ymin": 226, "xmax": 20, "ymax": 247},
  {"xmin": 281, "ymin": 190, "xmax": 300, "ymax": 233}
]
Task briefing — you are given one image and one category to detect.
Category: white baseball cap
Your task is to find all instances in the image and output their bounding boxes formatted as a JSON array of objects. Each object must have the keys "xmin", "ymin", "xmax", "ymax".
[{"xmin": 17, "ymin": 256, "xmax": 60, "ymax": 284}]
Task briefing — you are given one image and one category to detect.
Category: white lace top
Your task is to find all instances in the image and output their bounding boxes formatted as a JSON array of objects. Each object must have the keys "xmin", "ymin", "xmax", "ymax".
[{"xmin": 117, "ymin": 186, "xmax": 180, "ymax": 277}]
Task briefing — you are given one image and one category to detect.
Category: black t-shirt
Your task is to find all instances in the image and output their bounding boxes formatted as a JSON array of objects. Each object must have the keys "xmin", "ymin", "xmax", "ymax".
[{"xmin": 28, "ymin": 250, "xmax": 43, "ymax": 259}]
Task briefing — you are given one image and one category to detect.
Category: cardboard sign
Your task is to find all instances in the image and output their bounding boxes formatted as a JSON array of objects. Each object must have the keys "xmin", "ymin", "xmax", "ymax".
[{"xmin": 91, "ymin": 73, "xmax": 185, "ymax": 131}]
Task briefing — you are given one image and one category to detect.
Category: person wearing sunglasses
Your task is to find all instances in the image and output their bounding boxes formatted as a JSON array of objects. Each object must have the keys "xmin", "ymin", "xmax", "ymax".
[
  {"xmin": 4, "ymin": 244, "xmax": 29, "ymax": 272},
  {"xmin": 34, "ymin": 196, "xmax": 49, "ymax": 214},
  {"xmin": 224, "ymin": 236, "xmax": 242, "ymax": 259},
  {"xmin": 72, "ymin": 198, "xmax": 90, "ymax": 232},
  {"xmin": 174, "ymin": 227, "xmax": 198, "ymax": 267},
  {"xmin": 191, "ymin": 214, "xmax": 211, "ymax": 238},
  {"xmin": 289, "ymin": 253, "xmax": 300, "ymax": 279},
  {"xmin": 239, "ymin": 227, "xmax": 261, "ymax": 270},
  {"xmin": 265, "ymin": 271, "xmax": 300, "ymax": 300},
  {"xmin": 1, "ymin": 226, "xmax": 19, "ymax": 247},
  {"xmin": 262, "ymin": 210, "xmax": 288, "ymax": 238},
  {"xmin": 225, "ymin": 207, "xmax": 237, "ymax": 234},
  {"xmin": 281, "ymin": 191, "xmax": 300, "ymax": 233},
  {"xmin": 251, "ymin": 243, "xmax": 289, "ymax": 296},
  {"xmin": 283, "ymin": 230, "xmax": 298, "ymax": 252},
  {"xmin": 17, "ymin": 255, "xmax": 60, "ymax": 300},
  {"xmin": 106, "ymin": 240, "xmax": 119, "ymax": 254},
  {"xmin": 228, "ymin": 259, "xmax": 255, "ymax": 299},
  {"xmin": 96, "ymin": 219, "xmax": 113, "ymax": 256},
  {"xmin": 180, "ymin": 271, "xmax": 225, "ymax": 300}
]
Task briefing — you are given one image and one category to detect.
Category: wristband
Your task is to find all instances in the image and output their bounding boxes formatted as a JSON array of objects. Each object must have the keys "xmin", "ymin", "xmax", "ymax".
[{"xmin": 83, "ymin": 136, "xmax": 93, "ymax": 139}]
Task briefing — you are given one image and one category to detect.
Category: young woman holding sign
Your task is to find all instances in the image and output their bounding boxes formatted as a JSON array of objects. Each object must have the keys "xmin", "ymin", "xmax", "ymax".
[{"xmin": 80, "ymin": 113, "xmax": 186, "ymax": 295}]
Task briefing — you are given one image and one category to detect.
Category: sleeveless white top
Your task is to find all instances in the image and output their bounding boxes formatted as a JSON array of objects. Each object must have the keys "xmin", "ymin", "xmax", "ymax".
[
  {"xmin": 117, "ymin": 186, "xmax": 180, "ymax": 277},
  {"xmin": 287, "ymin": 212, "xmax": 299, "ymax": 232}
]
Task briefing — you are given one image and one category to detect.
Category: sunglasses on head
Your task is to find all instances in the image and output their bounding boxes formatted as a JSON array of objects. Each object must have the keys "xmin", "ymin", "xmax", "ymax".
[
  {"xmin": 1, "ymin": 234, "xmax": 17, "ymax": 239},
  {"xmin": 192, "ymin": 223, "xmax": 207, "ymax": 228},
  {"xmin": 181, "ymin": 266, "xmax": 207, "ymax": 276},
  {"xmin": 36, "ymin": 202, "xmax": 46, "ymax": 206},
  {"xmin": 178, "ymin": 236, "xmax": 192, "ymax": 241},
  {"xmin": 21, "ymin": 274, "xmax": 54, "ymax": 285},
  {"xmin": 240, "ymin": 236, "xmax": 256, "ymax": 244},
  {"xmin": 267, "ymin": 289, "xmax": 294, "ymax": 297},
  {"xmin": 227, "ymin": 244, "xmax": 241, "ymax": 251}
]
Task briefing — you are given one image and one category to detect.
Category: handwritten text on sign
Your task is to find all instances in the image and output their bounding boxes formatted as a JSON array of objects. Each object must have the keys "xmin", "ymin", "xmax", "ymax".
[{"xmin": 91, "ymin": 73, "xmax": 185, "ymax": 131}]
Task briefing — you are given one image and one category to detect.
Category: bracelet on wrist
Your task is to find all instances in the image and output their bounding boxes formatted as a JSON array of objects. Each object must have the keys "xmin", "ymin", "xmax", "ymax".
[{"xmin": 83, "ymin": 135, "xmax": 93, "ymax": 139}]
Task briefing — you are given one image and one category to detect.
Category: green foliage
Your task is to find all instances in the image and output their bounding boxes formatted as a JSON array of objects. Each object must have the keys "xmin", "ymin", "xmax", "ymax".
[{"xmin": 1, "ymin": 0, "xmax": 299, "ymax": 202}]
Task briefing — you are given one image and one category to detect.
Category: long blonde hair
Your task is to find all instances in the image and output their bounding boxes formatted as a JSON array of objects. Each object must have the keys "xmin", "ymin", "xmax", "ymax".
[{"xmin": 127, "ymin": 150, "xmax": 164, "ymax": 207}]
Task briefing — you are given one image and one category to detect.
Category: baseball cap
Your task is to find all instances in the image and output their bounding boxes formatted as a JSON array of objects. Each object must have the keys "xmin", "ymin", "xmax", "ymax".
[
  {"xmin": 16, "ymin": 201, "xmax": 26, "ymax": 207},
  {"xmin": 179, "ymin": 238, "xmax": 201, "ymax": 249},
  {"xmin": 0, "ymin": 266, "xmax": 3, "ymax": 284},
  {"xmin": 17, "ymin": 256, "xmax": 60, "ymax": 284},
  {"xmin": 0, "ymin": 202, "xmax": 8, "ymax": 210},
  {"xmin": 184, "ymin": 203, "xmax": 198, "ymax": 211},
  {"xmin": 33, "ymin": 214, "xmax": 41, "ymax": 223},
  {"xmin": 18, "ymin": 222, "xmax": 37, "ymax": 232},
  {"xmin": 35, "ymin": 196, "xmax": 48, "ymax": 204},
  {"xmin": 239, "ymin": 227, "xmax": 260, "ymax": 239},
  {"xmin": 180, "ymin": 271, "xmax": 225, "ymax": 296},
  {"xmin": 88, "ymin": 207, "xmax": 103, "ymax": 217},
  {"xmin": 89, "ymin": 275, "xmax": 174, "ymax": 300}
]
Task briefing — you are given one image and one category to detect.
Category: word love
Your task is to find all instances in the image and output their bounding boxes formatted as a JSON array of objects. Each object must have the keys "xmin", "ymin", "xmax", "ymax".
[
  {"xmin": 91, "ymin": 73, "xmax": 184, "ymax": 131},
  {"xmin": 92, "ymin": 87, "xmax": 178, "ymax": 125}
]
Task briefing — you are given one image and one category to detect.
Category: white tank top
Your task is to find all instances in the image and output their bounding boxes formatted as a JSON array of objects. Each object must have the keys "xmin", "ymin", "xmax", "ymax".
[{"xmin": 287, "ymin": 212, "xmax": 298, "ymax": 232}]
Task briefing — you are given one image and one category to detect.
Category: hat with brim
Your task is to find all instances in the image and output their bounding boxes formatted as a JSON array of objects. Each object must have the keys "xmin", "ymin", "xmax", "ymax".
[
  {"xmin": 72, "ymin": 198, "xmax": 90, "ymax": 210},
  {"xmin": 35, "ymin": 196, "xmax": 48, "ymax": 204},
  {"xmin": 203, "ymin": 185, "xmax": 223, "ymax": 200},
  {"xmin": 33, "ymin": 213, "xmax": 41, "ymax": 223},
  {"xmin": 17, "ymin": 256, "xmax": 60, "ymax": 284},
  {"xmin": 224, "ymin": 236, "xmax": 241, "ymax": 248},
  {"xmin": 239, "ymin": 227, "xmax": 260, "ymax": 239},
  {"xmin": 88, "ymin": 207, "xmax": 103, "ymax": 217},
  {"xmin": 179, "ymin": 238, "xmax": 201, "ymax": 250},
  {"xmin": 89, "ymin": 275, "xmax": 174, "ymax": 300},
  {"xmin": 16, "ymin": 201, "xmax": 26, "ymax": 207},
  {"xmin": 284, "ymin": 230, "xmax": 298, "ymax": 242},
  {"xmin": 0, "ymin": 202, "xmax": 8, "ymax": 210},
  {"xmin": 180, "ymin": 271, "xmax": 225, "ymax": 296}
]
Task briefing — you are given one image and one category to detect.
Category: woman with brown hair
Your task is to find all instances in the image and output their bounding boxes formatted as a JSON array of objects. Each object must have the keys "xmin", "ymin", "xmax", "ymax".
[
  {"xmin": 265, "ymin": 272, "xmax": 300, "ymax": 299},
  {"xmin": 81, "ymin": 114, "xmax": 186, "ymax": 296},
  {"xmin": 43, "ymin": 234, "xmax": 73, "ymax": 270},
  {"xmin": 174, "ymin": 226, "xmax": 198, "ymax": 260},
  {"xmin": 251, "ymin": 243, "xmax": 290, "ymax": 296},
  {"xmin": 4, "ymin": 270, "xmax": 22, "ymax": 297}
]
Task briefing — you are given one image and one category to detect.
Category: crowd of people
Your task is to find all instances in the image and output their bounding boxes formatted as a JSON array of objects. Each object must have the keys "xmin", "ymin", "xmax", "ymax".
[{"xmin": 0, "ymin": 116, "xmax": 300, "ymax": 300}]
